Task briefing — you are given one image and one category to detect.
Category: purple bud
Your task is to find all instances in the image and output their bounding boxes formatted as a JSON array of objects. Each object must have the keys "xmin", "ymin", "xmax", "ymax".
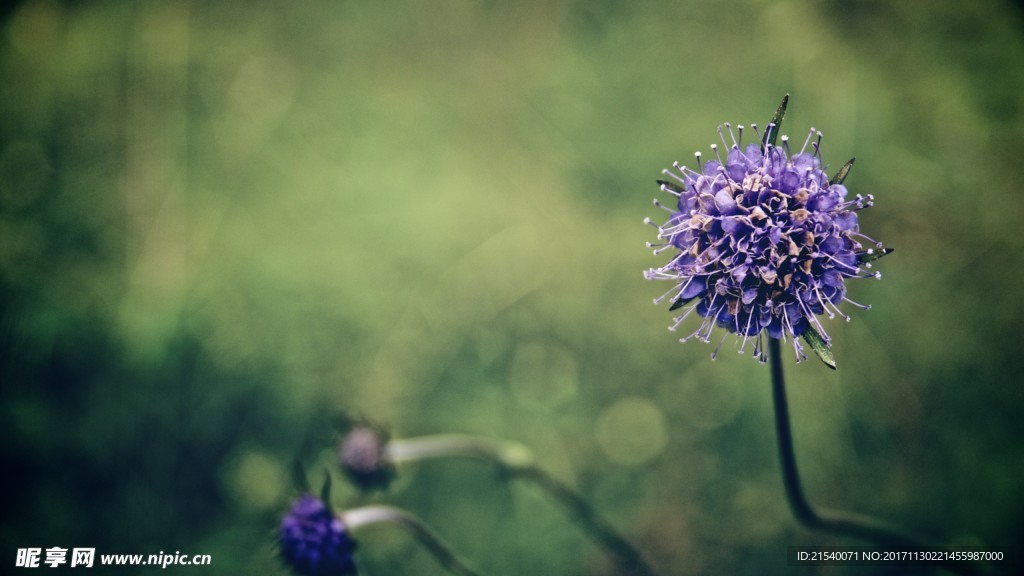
[{"xmin": 339, "ymin": 425, "xmax": 395, "ymax": 491}]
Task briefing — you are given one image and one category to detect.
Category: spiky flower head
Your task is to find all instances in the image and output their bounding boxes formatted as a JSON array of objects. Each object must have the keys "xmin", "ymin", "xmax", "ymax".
[
  {"xmin": 645, "ymin": 96, "xmax": 889, "ymax": 367},
  {"xmin": 280, "ymin": 493, "xmax": 358, "ymax": 576}
]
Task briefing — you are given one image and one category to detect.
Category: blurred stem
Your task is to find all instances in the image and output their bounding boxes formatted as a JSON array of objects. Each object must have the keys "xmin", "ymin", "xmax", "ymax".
[
  {"xmin": 768, "ymin": 338, "xmax": 981, "ymax": 576},
  {"xmin": 386, "ymin": 434, "xmax": 535, "ymax": 470},
  {"xmin": 342, "ymin": 505, "xmax": 481, "ymax": 576},
  {"xmin": 386, "ymin": 435, "xmax": 658, "ymax": 576}
]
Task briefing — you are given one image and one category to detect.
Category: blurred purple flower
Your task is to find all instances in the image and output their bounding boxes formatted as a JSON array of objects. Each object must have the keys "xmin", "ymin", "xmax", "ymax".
[
  {"xmin": 339, "ymin": 424, "xmax": 395, "ymax": 491},
  {"xmin": 280, "ymin": 494, "xmax": 358, "ymax": 576},
  {"xmin": 645, "ymin": 122, "xmax": 885, "ymax": 364}
]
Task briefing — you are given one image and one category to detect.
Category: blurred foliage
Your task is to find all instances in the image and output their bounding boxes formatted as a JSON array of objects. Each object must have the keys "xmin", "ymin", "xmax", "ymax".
[{"xmin": 2, "ymin": 0, "xmax": 1023, "ymax": 574}]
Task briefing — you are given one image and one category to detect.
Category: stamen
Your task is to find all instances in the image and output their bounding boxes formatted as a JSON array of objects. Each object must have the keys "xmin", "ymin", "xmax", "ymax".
[
  {"xmin": 658, "ymin": 183, "xmax": 681, "ymax": 197},
  {"xmin": 663, "ymin": 167, "xmax": 688, "ymax": 185},
  {"xmin": 653, "ymin": 283, "xmax": 680, "ymax": 305},
  {"xmin": 842, "ymin": 296, "xmax": 872, "ymax": 310},
  {"xmin": 670, "ymin": 301, "xmax": 700, "ymax": 331},
  {"xmin": 738, "ymin": 313, "xmax": 756, "ymax": 353},
  {"xmin": 825, "ymin": 298, "xmax": 850, "ymax": 321},
  {"xmin": 644, "ymin": 267, "xmax": 681, "ymax": 281},
  {"xmin": 717, "ymin": 164, "xmax": 735, "ymax": 184},
  {"xmin": 718, "ymin": 124, "xmax": 731, "ymax": 150},
  {"xmin": 797, "ymin": 297, "xmax": 829, "ymax": 339},
  {"xmin": 710, "ymin": 330, "xmax": 730, "ymax": 360},
  {"xmin": 812, "ymin": 285, "xmax": 836, "ymax": 319},
  {"xmin": 791, "ymin": 336, "xmax": 806, "ymax": 363},
  {"xmin": 726, "ymin": 123, "xmax": 739, "ymax": 148},
  {"xmin": 764, "ymin": 123, "xmax": 776, "ymax": 148},
  {"xmin": 800, "ymin": 127, "xmax": 816, "ymax": 155},
  {"xmin": 699, "ymin": 293, "xmax": 721, "ymax": 342},
  {"xmin": 781, "ymin": 306, "xmax": 795, "ymax": 340},
  {"xmin": 850, "ymin": 230, "xmax": 883, "ymax": 247},
  {"xmin": 816, "ymin": 252, "xmax": 864, "ymax": 275},
  {"xmin": 652, "ymin": 198, "xmax": 674, "ymax": 213},
  {"xmin": 710, "ymin": 143, "xmax": 723, "ymax": 164}
]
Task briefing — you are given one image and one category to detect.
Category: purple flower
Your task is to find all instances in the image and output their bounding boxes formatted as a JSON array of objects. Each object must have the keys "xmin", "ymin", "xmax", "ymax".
[
  {"xmin": 280, "ymin": 494, "xmax": 358, "ymax": 576},
  {"xmin": 645, "ymin": 117, "xmax": 886, "ymax": 365}
]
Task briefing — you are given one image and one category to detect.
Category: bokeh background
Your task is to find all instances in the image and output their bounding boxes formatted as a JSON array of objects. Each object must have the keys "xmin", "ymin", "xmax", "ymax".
[{"xmin": 2, "ymin": 0, "xmax": 1023, "ymax": 574}]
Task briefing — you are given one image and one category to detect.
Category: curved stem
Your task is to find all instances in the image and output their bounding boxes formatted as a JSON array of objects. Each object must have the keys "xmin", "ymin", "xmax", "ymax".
[
  {"xmin": 386, "ymin": 435, "xmax": 658, "ymax": 576},
  {"xmin": 769, "ymin": 338, "xmax": 982, "ymax": 576},
  {"xmin": 386, "ymin": 434, "xmax": 535, "ymax": 470},
  {"xmin": 342, "ymin": 506, "xmax": 481, "ymax": 576}
]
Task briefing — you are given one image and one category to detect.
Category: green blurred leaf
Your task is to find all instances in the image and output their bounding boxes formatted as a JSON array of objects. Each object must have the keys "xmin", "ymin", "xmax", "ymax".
[
  {"xmin": 320, "ymin": 469, "xmax": 332, "ymax": 503},
  {"xmin": 801, "ymin": 326, "xmax": 836, "ymax": 370},
  {"xmin": 830, "ymin": 157, "xmax": 856, "ymax": 185},
  {"xmin": 291, "ymin": 459, "xmax": 311, "ymax": 493},
  {"xmin": 762, "ymin": 94, "xmax": 790, "ymax": 149}
]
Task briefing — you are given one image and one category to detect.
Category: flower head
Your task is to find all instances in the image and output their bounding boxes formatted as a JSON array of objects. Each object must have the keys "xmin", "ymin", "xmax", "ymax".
[
  {"xmin": 645, "ymin": 99, "xmax": 887, "ymax": 366},
  {"xmin": 339, "ymin": 424, "xmax": 395, "ymax": 491},
  {"xmin": 279, "ymin": 494, "xmax": 358, "ymax": 576}
]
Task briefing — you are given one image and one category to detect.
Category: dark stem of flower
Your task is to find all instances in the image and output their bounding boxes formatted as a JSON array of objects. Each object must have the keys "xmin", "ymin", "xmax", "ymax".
[
  {"xmin": 768, "ymin": 338, "xmax": 985, "ymax": 576},
  {"xmin": 386, "ymin": 435, "xmax": 659, "ymax": 576}
]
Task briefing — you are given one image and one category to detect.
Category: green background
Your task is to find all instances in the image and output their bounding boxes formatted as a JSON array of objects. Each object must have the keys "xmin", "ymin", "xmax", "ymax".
[{"xmin": 2, "ymin": 0, "xmax": 1022, "ymax": 574}]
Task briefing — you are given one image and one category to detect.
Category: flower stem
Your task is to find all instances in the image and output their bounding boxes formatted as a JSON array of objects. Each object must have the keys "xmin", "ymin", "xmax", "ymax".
[
  {"xmin": 342, "ymin": 505, "xmax": 481, "ymax": 576},
  {"xmin": 386, "ymin": 435, "xmax": 659, "ymax": 576},
  {"xmin": 768, "ymin": 338, "xmax": 982, "ymax": 576}
]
